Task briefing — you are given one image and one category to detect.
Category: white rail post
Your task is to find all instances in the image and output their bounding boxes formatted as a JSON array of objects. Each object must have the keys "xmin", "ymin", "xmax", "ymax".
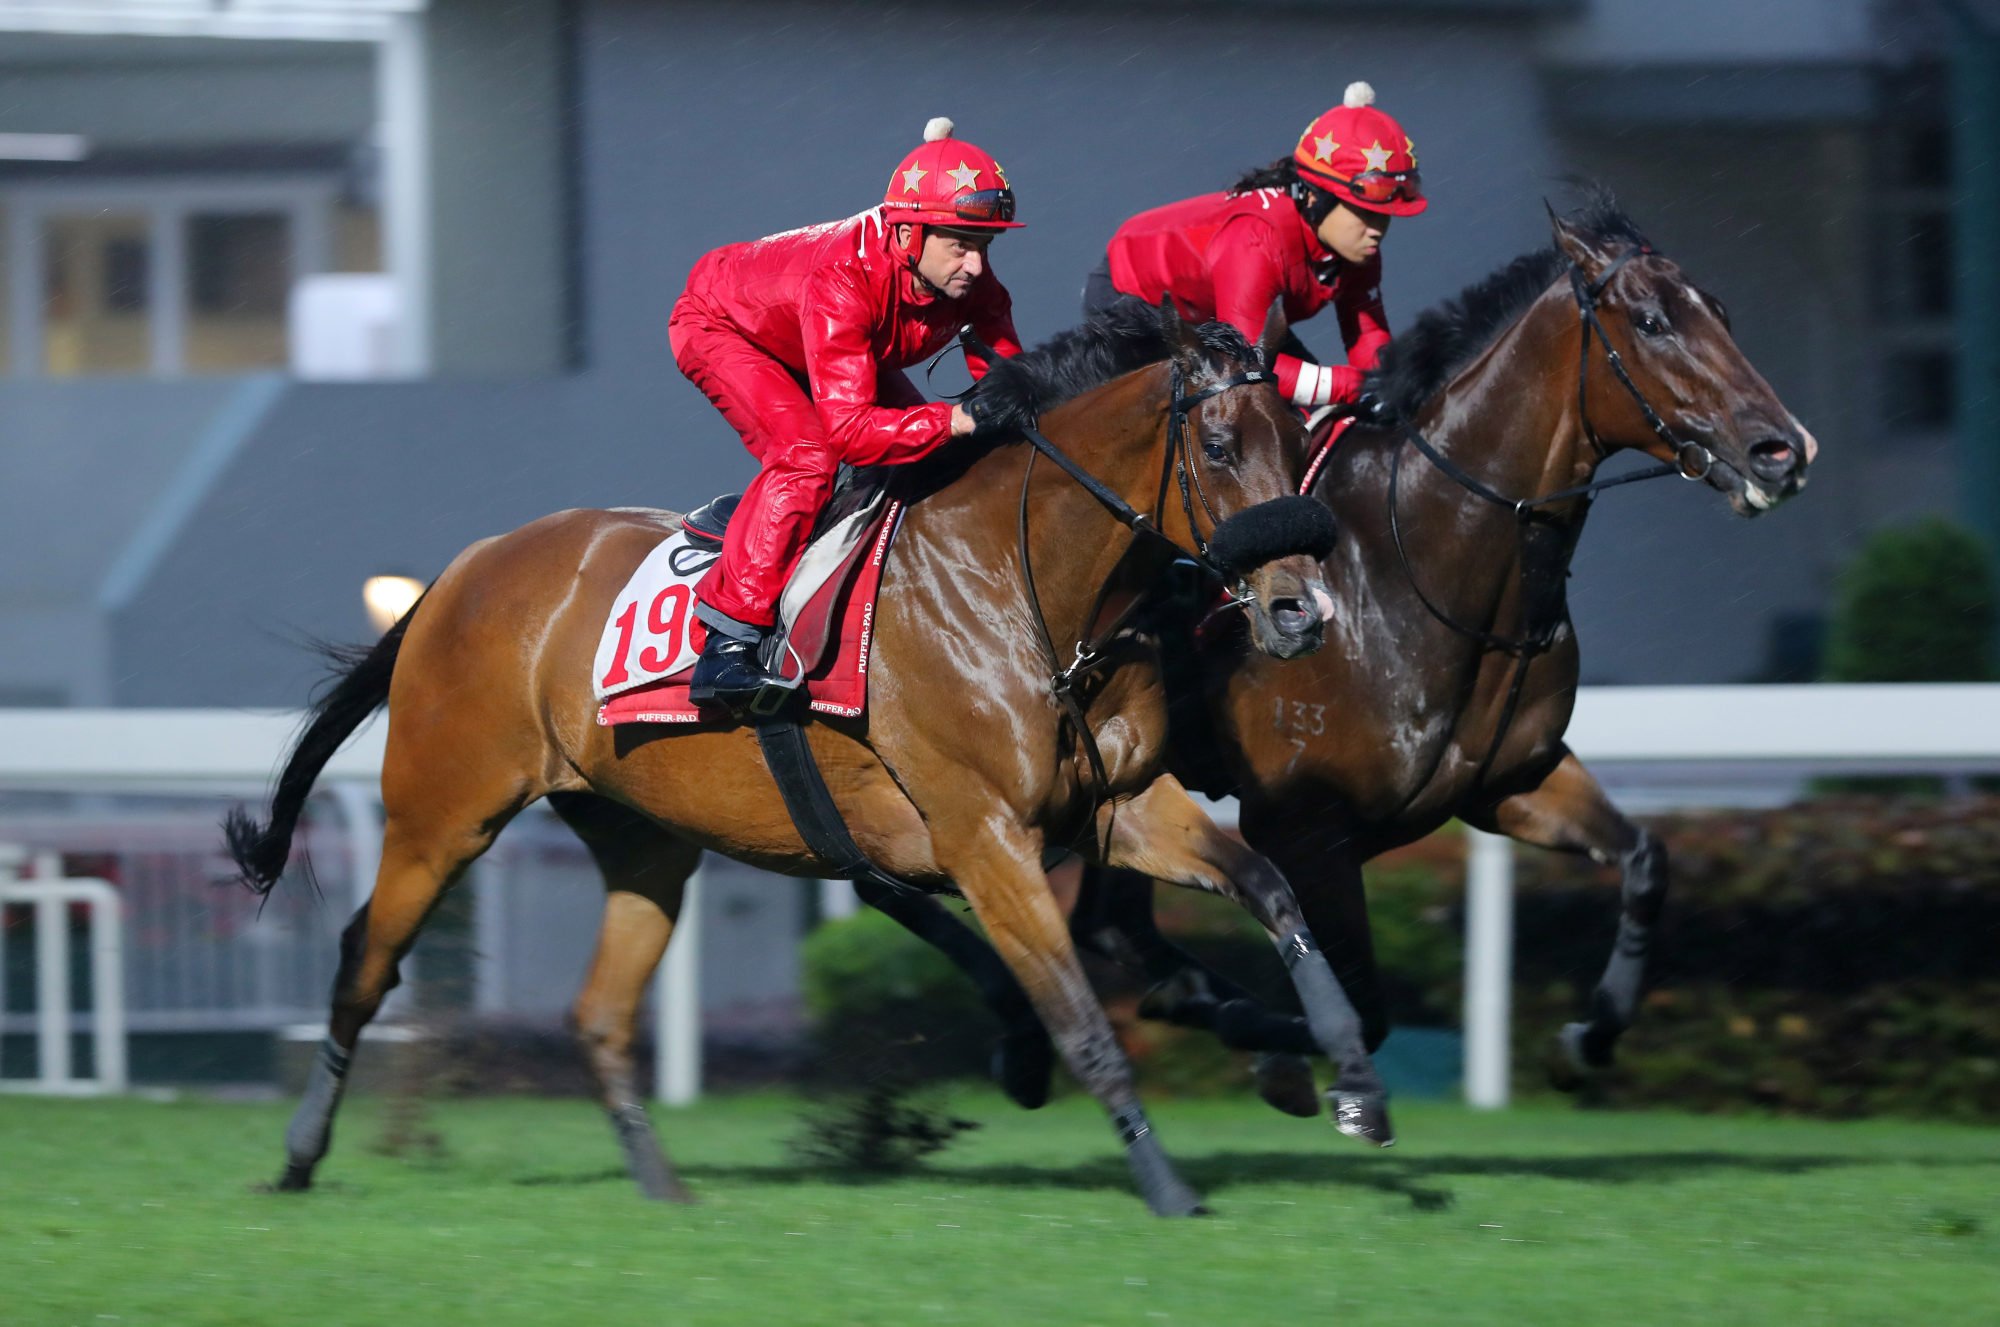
[
  {"xmin": 1463, "ymin": 828, "xmax": 1515, "ymax": 1109},
  {"xmin": 4, "ymin": 860, "xmax": 124, "ymax": 1096},
  {"xmin": 817, "ymin": 877, "xmax": 858, "ymax": 923},
  {"xmin": 34, "ymin": 877, "xmax": 71, "ymax": 1088},
  {"xmin": 655, "ymin": 862, "xmax": 703, "ymax": 1106}
]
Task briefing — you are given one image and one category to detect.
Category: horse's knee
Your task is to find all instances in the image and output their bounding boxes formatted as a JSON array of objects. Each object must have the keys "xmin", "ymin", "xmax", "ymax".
[
  {"xmin": 1623, "ymin": 830, "xmax": 1669, "ymax": 925},
  {"xmin": 1233, "ymin": 856, "xmax": 1304, "ymax": 935},
  {"xmin": 1052, "ymin": 1023, "xmax": 1135, "ymax": 1100},
  {"xmin": 571, "ymin": 1000, "xmax": 631, "ymax": 1065}
]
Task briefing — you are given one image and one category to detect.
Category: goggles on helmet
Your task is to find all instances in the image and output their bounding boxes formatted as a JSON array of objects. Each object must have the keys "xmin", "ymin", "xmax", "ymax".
[
  {"xmin": 1332, "ymin": 170, "xmax": 1423, "ymax": 207},
  {"xmin": 951, "ymin": 187, "xmax": 1016, "ymax": 224}
]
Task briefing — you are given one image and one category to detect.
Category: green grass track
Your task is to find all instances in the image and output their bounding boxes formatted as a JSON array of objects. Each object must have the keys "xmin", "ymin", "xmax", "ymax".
[{"xmin": 4, "ymin": 1091, "xmax": 1996, "ymax": 1325}]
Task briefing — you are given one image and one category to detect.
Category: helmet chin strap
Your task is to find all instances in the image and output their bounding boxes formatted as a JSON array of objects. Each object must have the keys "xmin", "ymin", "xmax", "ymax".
[{"xmin": 897, "ymin": 222, "xmax": 950, "ymax": 297}]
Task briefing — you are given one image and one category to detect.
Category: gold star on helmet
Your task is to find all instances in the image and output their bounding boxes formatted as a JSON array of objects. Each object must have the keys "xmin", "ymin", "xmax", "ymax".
[
  {"xmin": 1405, "ymin": 135, "xmax": 1418, "ymax": 166},
  {"xmin": 1360, "ymin": 140, "xmax": 1393, "ymax": 172},
  {"xmin": 900, "ymin": 164, "xmax": 928, "ymax": 194},
  {"xmin": 1312, "ymin": 133, "xmax": 1339, "ymax": 163},
  {"xmin": 994, "ymin": 162, "xmax": 1008, "ymax": 185},
  {"xmin": 946, "ymin": 160, "xmax": 982, "ymax": 192}
]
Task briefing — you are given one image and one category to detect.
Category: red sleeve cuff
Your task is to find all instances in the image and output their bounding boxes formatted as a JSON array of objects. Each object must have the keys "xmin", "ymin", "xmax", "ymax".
[{"xmin": 1277, "ymin": 355, "xmax": 1364, "ymax": 407}]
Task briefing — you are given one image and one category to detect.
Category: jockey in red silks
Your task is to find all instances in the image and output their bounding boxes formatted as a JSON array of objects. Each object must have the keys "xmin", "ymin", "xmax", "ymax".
[
  {"xmin": 671, "ymin": 117, "xmax": 1024, "ymax": 706},
  {"xmin": 1083, "ymin": 81, "xmax": 1425, "ymax": 419}
]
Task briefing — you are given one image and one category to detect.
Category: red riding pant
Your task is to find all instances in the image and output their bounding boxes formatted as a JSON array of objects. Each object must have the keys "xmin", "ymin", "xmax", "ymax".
[{"xmin": 670, "ymin": 307, "xmax": 849, "ymax": 631}]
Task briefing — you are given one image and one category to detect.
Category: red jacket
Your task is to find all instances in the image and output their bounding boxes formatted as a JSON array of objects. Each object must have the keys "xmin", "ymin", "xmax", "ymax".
[
  {"xmin": 1106, "ymin": 190, "xmax": 1390, "ymax": 407},
  {"xmin": 677, "ymin": 210, "xmax": 1022, "ymax": 465}
]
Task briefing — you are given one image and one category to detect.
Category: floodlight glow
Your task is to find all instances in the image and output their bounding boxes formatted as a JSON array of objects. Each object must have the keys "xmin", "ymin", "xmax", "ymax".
[{"xmin": 362, "ymin": 574, "xmax": 424, "ymax": 635}]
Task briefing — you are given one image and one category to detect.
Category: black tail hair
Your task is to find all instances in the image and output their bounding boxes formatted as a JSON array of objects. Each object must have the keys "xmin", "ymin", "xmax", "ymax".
[{"xmin": 222, "ymin": 595, "xmax": 423, "ymax": 895}]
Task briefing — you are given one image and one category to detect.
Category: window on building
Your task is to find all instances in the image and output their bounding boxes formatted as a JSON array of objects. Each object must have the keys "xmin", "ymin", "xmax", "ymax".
[
  {"xmin": 42, "ymin": 212, "xmax": 153, "ymax": 376},
  {"xmin": 3, "ymin": 180, "xmax": 377, "ymax": 378},
  {"xmin": 1875, "ymin": 114, "xmax": 1956, "ymax": 435},
  {"xmin": 185, "ymin": 211, "xmax": 292, "ymax": 372}
]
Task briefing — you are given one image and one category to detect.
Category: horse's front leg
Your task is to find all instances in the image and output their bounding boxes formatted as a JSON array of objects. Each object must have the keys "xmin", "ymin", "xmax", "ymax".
[
  {"xmin": 1070, "ymin": 863, "xmax": 1323, "ymax": 1117},
  {"xmin": 1467, "ymin": 747, "xmax": 1666, "ymax": 1082},
  {"xmin": 933, "ymin": 811, "xmax": 1207, "ymax": 1216},
  {"xmin": 1092, "ymin": 776, "xmax": 1394, "ymax": 1146}
]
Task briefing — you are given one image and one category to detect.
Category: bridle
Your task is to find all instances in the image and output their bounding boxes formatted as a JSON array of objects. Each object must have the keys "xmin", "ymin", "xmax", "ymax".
[
  {"xmin": 1018, "ymin": 357, "xmax": 1273, "ymax": 818},
  {"xmin": 1349, "ymin": 246, "xmax": 1717, "ymax": 789},
  {"xmin": 955, "ymin": 326, "xmax": 1277, "ymax": 834}
]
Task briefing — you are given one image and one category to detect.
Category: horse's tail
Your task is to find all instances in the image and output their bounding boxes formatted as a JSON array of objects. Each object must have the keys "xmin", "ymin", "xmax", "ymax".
[{"xmin": 223, "ymin": 594, "xmax": 424, "ymax": 895}]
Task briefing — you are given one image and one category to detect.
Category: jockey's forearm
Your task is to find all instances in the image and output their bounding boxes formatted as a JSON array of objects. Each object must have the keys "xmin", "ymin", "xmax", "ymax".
[{"xmin": 818, "ymin": 398, "xmax": 957, "ymax": 466}]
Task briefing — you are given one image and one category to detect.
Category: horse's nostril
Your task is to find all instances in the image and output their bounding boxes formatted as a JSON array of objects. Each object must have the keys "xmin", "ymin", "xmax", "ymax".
[
  {"xmin": 1271, "ymin": 597, "xmax": 1316, "ymax": 634},
  {"xmin": 1748, "ymin": 438, "xmax": 1797, "ymax": 478}
]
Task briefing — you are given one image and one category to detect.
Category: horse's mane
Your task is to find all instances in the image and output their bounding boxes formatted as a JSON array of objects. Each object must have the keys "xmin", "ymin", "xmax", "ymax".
[
  {"xmin": 1365, "ymin": 196, "xmax": 1651, "ymax": 421},
  {"xmin": 968, "ymin": 299, "xmax": 1260, "ymax": 434}
]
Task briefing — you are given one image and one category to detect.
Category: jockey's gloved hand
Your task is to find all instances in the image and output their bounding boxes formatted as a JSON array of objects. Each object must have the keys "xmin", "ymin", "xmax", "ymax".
[
  {"xmin": 960, "ymin": 390, "xmax": 1012, "ymax": 440},
  {"xmin": 1351, "ymin": 391, "xmax": 1394, "ymax": 428}
]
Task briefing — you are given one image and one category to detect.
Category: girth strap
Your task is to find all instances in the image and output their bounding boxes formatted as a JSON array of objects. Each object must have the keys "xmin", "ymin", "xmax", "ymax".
[{"xmin": 754, "ymin": 716, "xmax": 931, "ymax": 897}]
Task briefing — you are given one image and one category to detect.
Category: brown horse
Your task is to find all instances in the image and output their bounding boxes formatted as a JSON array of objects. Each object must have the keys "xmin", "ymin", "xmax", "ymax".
[
  {"xmin": 871, "ymin": 200, "xmax": 1818, "ymax": 1113},
  {"xmin": 227, "ymin": 302, "xmax": 1389, "ymax": 1216}
]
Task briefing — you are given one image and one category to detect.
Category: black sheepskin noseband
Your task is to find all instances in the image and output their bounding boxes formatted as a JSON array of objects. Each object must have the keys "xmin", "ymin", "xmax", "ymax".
[{"xmin": 1203, "ymin": 497, "xmax": 1337, "ymax": 577}]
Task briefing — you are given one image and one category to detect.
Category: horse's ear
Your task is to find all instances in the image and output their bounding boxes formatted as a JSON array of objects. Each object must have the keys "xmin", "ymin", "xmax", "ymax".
[
  {"xmin": 1159, "ymin": 294, "xmax": 1204, "ymax": 375},
  {"xmin": 1256, "ymin": 299, "xmax": 1289, "ymax": 366},
  {"xmin": 1547, "ymin": 200, "xmax": 1614, "ymax": 282}
]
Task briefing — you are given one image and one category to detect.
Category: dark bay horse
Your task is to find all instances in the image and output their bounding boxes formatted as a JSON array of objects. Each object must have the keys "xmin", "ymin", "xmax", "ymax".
[
  {"xmin": 227, "ymin": 303, "xmax": 1385, "ymax": 1216},
  {"xmin": 878, "ymin": 200, "xmax": 1817, "ymax": 1113}
]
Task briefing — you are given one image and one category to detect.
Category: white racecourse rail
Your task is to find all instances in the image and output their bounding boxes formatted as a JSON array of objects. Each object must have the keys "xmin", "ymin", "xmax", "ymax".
[{"xmin": 1, "ymin": 686, "xmax": 1996, "ymax": 1106}]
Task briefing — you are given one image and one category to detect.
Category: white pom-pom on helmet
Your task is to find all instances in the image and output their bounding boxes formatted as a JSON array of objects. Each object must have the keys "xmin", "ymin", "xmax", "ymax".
[
  {"xmin": 923, "ymin": 116, "xmax": 955, "ymax": 142},
  {"xmin": 1343, "ymin": 81, "xmax": 1375, "ymax": 109}
]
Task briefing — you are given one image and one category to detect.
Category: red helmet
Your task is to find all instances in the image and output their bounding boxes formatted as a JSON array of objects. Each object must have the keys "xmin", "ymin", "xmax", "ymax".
[
  {"xmin": 1292, "ymin": 82, "xmax": 1427, "ymax": 218},
  {"xmin": 882, "ymin": 117, "xmax": 1024, "ymax": 231}
]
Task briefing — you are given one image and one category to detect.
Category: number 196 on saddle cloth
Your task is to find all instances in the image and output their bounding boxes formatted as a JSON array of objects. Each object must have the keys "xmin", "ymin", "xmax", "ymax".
[{"xmin": 593, "ymin": 499, "xmax": 904, "ymax": 725}]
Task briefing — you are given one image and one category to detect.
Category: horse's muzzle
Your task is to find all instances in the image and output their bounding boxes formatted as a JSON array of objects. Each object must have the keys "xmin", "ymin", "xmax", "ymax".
[{"xmin": 1247, "ymin": 568, "xmax": 1332, "ymax": 659}]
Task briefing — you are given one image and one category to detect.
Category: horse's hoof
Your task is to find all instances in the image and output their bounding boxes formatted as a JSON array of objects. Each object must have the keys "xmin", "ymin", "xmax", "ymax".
[
  {"xmin": 273, "ymin": 1164, "xmax": 314, "ymax": 1193},
  {"xmin": 1253, "ymin": 1053, "xmax": 1321, "ymax": 1118},
  {"xmin": 1146, "ymin": 1183, "xmax": 1211, "ymax": 1218},
  {"xmin": 640, "ymin": 1183, "xmax": 697, "ymax": 1204},
  {"xmin": 1330, "ymin": 1091, "xmax": 1396, "ymax": 1147},
  {"xmin": 1555, "ymin": 1020, "xmax": 1617, "ymax": 1080},
  {"xmin": 993, "ymin": 1029, "xmax": 1053, "ymax": 1110}
]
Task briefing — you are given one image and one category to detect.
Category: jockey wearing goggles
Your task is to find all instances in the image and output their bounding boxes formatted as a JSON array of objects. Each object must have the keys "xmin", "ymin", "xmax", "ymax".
[
  {"xmin": 671, "ymin": 117, "xmax": 1023, "ymax": 707},
  {"xmin": 1084, "ymin": 82, "xmax": 1424, "ymax": 415}
]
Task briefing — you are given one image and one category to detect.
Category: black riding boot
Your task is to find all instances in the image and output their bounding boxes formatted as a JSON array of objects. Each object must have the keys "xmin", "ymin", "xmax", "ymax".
[{"xmin": 688, "ymin": 630, "xmax": 781, "ymax": 707}]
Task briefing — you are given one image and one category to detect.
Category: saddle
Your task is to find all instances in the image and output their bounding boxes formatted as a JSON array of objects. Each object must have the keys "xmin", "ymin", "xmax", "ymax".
[{"xmin": 593, "ymin": 469, "xmax": 899, "ymax": 722}]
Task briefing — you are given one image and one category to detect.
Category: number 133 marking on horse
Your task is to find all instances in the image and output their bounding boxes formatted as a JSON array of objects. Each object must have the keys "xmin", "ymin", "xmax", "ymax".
[{"xmin": 1273, "ymin": 696, "xmax": 1326, "ymax": 773}]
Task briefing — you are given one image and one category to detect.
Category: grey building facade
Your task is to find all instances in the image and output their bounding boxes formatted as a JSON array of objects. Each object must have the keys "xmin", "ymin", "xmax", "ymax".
[{"xmin": 0, "ymin": 0, "xmax": 1982, "ymax": 706}]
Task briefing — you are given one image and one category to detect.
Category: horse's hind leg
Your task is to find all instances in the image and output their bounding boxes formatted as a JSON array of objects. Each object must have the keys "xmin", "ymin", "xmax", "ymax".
[
  {"xmin": 549, "ymin": 792, "xmax": 700, "ymax": 1202},
  {"xmin": 277, "ymin": 789, "xmax": 524, "ymax": 1192},
  {"xmin": 1468, "ymin": 748, "xmax": 1662, "ymax": 1082}
]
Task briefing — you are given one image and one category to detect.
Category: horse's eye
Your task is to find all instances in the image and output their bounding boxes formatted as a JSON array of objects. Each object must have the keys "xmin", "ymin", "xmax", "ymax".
[
  {"xmin": 1635, "ymin": 312, "xmax": 1667, "ymax": 338},
  {"xmin": 1202, "ymin": 439, "xmax": 1229, "ymax": 462}
]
